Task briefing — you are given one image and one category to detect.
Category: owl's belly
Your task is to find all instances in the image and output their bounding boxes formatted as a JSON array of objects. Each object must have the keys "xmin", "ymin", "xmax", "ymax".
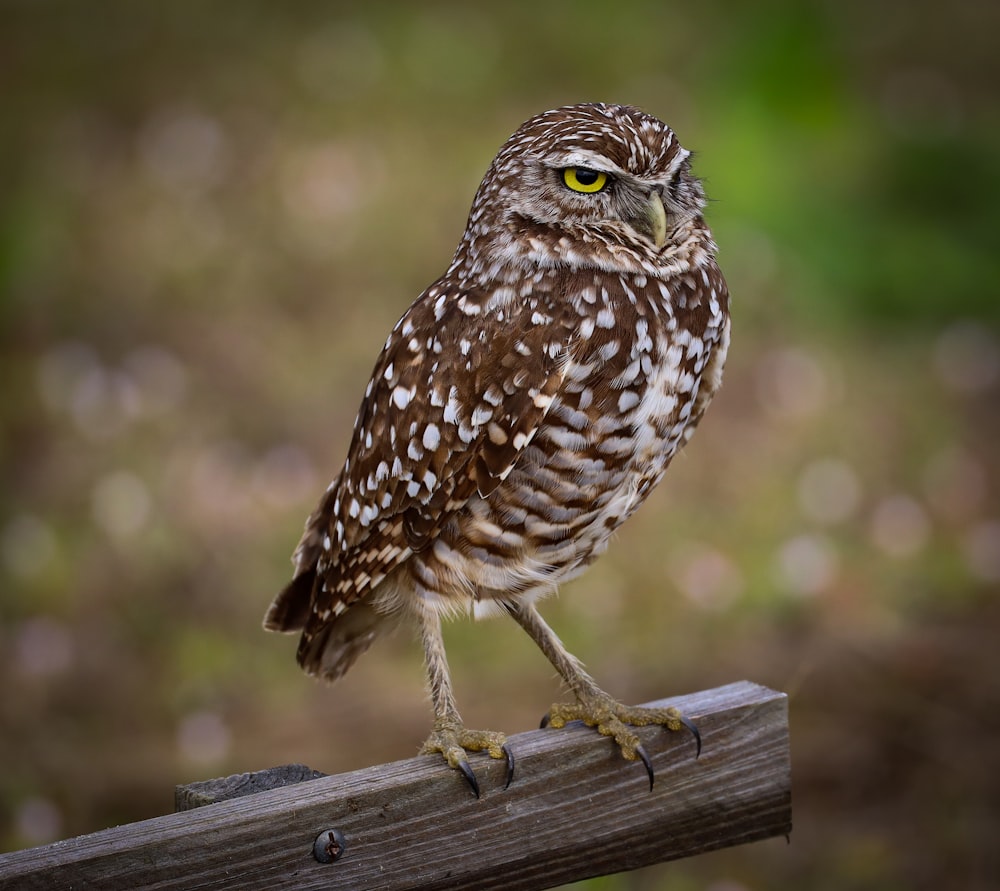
[{"xmin": 414, "ymin": 344, "xmax": 707, "ymax": 608}]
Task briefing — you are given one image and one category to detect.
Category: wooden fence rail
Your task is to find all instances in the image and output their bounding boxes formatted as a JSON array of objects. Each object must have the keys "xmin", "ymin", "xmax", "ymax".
[{"xmin": 0, "ymin": 681, "xmax": 791, "ymax": 890}]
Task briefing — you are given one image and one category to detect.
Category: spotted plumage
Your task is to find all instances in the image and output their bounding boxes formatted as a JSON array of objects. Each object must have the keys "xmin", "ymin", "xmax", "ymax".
[{"xmin": 265, "ymin": 103, "xmax": 730, "ymax": 794}]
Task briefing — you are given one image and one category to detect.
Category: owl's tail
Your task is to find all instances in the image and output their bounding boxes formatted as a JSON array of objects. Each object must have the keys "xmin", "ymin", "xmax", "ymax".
[
  {"xmin": 265, "ymin": 569, "xmax": 396, "ymax": 681},
  {"xmin": 263, "ymin": 569, "xmax": 314, "ymax": 633},
  {"xmin": 296, "ymin": 599, "xmax": 391, "ymax": 682}
]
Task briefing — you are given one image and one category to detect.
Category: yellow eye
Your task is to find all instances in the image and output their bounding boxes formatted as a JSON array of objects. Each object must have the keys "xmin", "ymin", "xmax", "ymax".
[{"xmin": 562, "ymin": 167, "xmax": 608, "ymax": 194}]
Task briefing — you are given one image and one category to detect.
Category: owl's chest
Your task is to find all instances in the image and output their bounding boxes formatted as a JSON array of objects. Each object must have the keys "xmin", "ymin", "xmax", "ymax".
[{"xmin": 430, "ymin": 280, "xmax": 727, "ymax": 599}]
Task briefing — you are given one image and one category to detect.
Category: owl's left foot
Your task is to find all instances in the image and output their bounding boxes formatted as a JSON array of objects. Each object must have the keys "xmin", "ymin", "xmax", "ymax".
[
  {"xmin": 541, "ymin": 695, "xmax": 701, "ymax": 791},
  {"xmin": 420, "ymin": 723, "xmax": 514, "ymax": 798}
]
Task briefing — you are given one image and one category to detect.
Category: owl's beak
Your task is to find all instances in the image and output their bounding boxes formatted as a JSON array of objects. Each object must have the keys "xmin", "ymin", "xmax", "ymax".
[
  {"xmin": 646, "ymin": 191, "xmax": 668, "ymax": 248},
  {"xmin": 630, "ymin": 191, "xmax": 668, "ymax": 248}
]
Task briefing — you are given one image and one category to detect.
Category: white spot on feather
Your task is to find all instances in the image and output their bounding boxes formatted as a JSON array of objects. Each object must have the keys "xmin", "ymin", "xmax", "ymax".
[
  {"xmin": 618, "ymin": 390, "xmax": 641, "ymax": 412},
  {"xmin": 471, "ymin": 405, "xmax": 493, "ymax": 425},
  {"xmin": 596, "ymin": 306, "xmax": 615, "ymax": 329},
  {"xmin": 392, "ymin": 386, "xmax": 412, "ymax": 410},
  {"xmin": 422, "ymin": 423, "xmax": 441, "ymax": 451},
  {"xmin": 443, "ymin": 387, "xmax": 460, "ymax": 424}
]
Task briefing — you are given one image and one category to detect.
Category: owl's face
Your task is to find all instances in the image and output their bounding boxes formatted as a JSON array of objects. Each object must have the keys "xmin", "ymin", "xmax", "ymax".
[{"xmin": 458, "ymin": 104, "xmax": 708, "ymax": 278}]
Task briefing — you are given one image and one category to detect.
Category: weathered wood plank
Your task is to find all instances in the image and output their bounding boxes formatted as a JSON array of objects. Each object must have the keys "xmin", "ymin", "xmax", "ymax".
[
  {"xmin": 0, "ymin": 681, "xmax": 791, "ymax": 891},
  {"xmin": 174, "ymin": 763, "xmax": 328, "ymax": 812}
]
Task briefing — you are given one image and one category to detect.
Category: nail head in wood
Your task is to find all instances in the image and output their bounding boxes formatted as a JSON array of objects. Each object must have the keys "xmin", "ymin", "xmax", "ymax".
[{"xmin": 312, "ymin": 828, "xmax": 346, "ymax": 864}]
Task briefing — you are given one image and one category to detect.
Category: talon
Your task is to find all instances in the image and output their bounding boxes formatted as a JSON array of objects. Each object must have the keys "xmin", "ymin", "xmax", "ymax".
[
  {"xmin": 635, "ymin": 743, "xmax": 655, "ymax": 792},
  {"xmin": 679, "ymin": 715, "xmax": 702, "ymax": 758},
  {"xmin": 502, "ymin": 744, "xmax": 515, "ymax": 789},
  {"xmin": 457, "ymin": 759, "xmax": 480, "ymax": 799},
  {"xmin": 539, "ymin": 712, "xmax": 551, "ymax": 729}
]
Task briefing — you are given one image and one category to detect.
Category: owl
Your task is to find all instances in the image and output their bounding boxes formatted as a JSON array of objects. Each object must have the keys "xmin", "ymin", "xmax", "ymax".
[{"xmin": 265, "ymin": 103, "xmax": 730, "ymax": 796}]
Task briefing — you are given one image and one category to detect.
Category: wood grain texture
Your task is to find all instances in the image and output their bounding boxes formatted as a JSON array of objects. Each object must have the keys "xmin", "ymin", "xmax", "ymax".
[{"xmin": 0, "ymin": 681, "xmax": 791, "ymax": 891}]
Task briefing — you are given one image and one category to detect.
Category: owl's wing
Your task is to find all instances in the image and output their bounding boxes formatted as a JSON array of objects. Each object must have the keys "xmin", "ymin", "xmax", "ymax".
[{"xmin": 264, "ymin": 281, "xmax": 573, "ymax": 639}]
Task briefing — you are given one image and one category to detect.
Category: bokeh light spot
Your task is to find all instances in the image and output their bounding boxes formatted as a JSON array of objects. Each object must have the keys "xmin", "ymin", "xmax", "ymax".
[
  {"xmin": 177, "ymin": 711, "xmax": 231, "ymax": 766},
  {"xmin": 138, "ymin": 107, "xmax": 230, "ymax": 193},
  {"xmin": 755, "ymin": 347, "xmax": 831, "ymax": 420},
  {"xmin": 932, "ymin": 320, "xmax": 1000, "ymax": 394},
  {"xmin": 669, "ymin": 543, "xmax": 744, "ymax": 611},
  {"xmin": 15, "ymin": 797, "xmax": 63, "ymax": 846},
  {"xmin": 869, "ymin": 495, "xmax": 931, "ymax": 559},
  {"xmin": 13, "ymin": 617, "xmax": 75, "ymax": 678},
  {"xmin": 123, "ymin": 346, "xmax": 188, "ymax": 418},
  {"xmin": 91, "ymin": 471, "xmax": 152, "ymax": 541},
  {"xmin": 252, "ymin": 445, "xmax": 318, "ymax": 510},
  {"xmin": 775, "ymin": 534, "xmax": 838, "ymax": 597},
  {"xmin": 961, "ymin": 520, "xmax": 1000, "ymax": 583},
  {"xmin": 797, "ymin": 458, "xmax": 862, "ymax": 525}
]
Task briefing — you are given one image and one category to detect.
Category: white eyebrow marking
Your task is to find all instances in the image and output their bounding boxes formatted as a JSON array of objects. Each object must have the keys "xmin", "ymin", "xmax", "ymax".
[{"xmin": 550, "ymin": 149, "xmax": 626, "ymax": 175}]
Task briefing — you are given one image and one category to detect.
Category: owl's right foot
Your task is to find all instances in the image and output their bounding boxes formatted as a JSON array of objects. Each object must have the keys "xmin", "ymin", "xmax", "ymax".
[{"xmin": 420, "ymin": 723, "xmax": 514, "ymax": 798}]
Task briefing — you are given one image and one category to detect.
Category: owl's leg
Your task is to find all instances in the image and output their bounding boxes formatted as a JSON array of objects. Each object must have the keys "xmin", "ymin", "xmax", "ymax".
[
  {"xmin": 507, "ymin": 601, "xmax": 700, "ymax": 790},
  {"xmin": 413, "ymin": 597, "xmax": 513, "ymax": 797}
]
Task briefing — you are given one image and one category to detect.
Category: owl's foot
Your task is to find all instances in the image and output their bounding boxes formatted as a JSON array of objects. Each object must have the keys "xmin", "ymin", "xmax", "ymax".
[
  {"xmin": 420, "ymin": 724, "xmax": 514, "ymax": 798},
  {"xmin": 541, "ymin": 695, "xmax": 701, "ymax": 791}
]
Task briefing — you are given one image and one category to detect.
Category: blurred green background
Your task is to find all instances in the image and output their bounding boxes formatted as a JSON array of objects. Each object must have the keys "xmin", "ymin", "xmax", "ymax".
[{"xmin": 2, "ymin": 1, "xmax": 999, "ymax": 888}]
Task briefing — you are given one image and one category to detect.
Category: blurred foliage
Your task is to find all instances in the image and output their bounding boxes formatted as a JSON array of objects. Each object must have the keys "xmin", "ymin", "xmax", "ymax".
[{"xmin": 1, "ymin": 1, "xmax": 999, "ymax": 889}]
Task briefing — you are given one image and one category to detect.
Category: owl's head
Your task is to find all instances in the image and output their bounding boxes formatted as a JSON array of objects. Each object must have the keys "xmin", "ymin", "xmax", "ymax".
[{"xmin": 457, "ymin": 103, "xmax": 710, "ymax": 278}]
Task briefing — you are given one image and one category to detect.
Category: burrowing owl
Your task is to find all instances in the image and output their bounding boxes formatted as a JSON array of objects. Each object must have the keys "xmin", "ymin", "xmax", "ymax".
[{"xmin": 265, "ymin": 103, "xmax": 730, "ymax": 796}]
